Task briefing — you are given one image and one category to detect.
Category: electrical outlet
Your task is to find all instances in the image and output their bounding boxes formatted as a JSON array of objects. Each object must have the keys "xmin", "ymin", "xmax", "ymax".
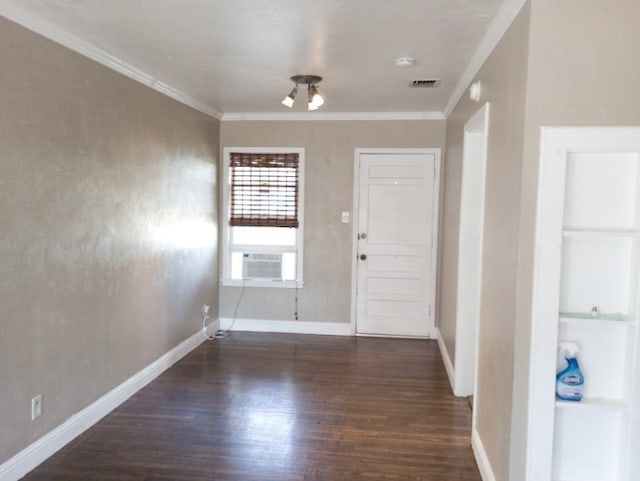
[
  {"xmin": 202, "ymin": 304, "xmax": 210, "ymax": 316},
  {"xmin": 31, "ymin": 394, "xmax": 42, "ymax": 420}
]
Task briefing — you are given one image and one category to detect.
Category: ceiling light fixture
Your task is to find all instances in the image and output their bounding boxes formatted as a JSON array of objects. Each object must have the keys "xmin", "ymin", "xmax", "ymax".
[{"xmin": 282, "ymin": 75, "xmax": 324, "ymax": 111}]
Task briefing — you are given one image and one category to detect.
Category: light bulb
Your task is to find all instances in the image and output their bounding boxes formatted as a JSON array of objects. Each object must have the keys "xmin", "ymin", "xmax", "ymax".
[
  {"xmin": 307, "ymin": 85, "xmax": 323, "ymax": 111},
  {"xmin": 311, "ymin": 92, "xmax": 324, "ymax": 107},
  {"xmin": 282, "ymin": 96, "xmax": 295, "ymax": 108},
  {"xmin": 282, "ymin": 87, "xmax": 297, "ymax": 108}
]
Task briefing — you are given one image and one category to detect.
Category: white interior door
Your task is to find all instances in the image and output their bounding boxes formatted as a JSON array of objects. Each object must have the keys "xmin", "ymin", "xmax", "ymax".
[{"xmin": 354, "ymin": 150, "xmax": 440, "ymax": 337}]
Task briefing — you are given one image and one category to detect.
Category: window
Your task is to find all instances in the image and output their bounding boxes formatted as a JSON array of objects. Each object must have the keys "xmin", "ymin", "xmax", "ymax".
[{"xmin": 222, "ymin": 147, "xmax": 304, "ymax": 287}]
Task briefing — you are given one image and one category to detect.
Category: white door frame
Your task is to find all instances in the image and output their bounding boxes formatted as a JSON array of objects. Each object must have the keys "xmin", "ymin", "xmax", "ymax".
[
  {"xmin": 350, "ymin": 148, "xmax": 442, "ymax": 336},
  {"xmin": 454, "ymin": 103, "xmax": 490, "ymax": 399}
]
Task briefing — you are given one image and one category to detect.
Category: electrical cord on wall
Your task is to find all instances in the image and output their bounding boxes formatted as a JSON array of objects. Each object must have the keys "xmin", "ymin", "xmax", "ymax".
[
  {"xmin": 214, "ymin": 280, "xmax": 246, "ymax": 340},
  {"xmin": 294, "ymin": 283, "xmax": 298, "ymax": 321},
  {"xmin": 202, "ymin": 309, "xmax": 215, "ymax": 340},
  {"xmin": 294, "ymin": 243, "xmax": 299, "ymax": 321}
]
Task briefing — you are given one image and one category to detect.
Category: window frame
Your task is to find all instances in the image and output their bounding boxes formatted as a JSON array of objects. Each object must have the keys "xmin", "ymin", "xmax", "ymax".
[{"xmin": 221, "ymin": 147, "xmax": 305, "ymax": 288}]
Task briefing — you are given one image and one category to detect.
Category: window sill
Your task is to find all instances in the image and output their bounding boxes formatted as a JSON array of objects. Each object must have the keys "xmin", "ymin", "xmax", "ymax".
[{"xmin": 221, "ymin": 279, "xmax": 303, "ymax": 289}]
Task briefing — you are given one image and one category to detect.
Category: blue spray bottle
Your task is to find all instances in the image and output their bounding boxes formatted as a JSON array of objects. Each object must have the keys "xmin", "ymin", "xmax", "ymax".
[{"xmin": 556, "ymin": 342, "xmax": 584, "ymax": 401}]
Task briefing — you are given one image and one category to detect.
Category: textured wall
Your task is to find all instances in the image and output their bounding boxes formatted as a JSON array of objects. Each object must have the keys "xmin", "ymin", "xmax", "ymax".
[
  {"xmin": 220, "ymin": 120, "xmax": 445, "ymax": 324},
  {"xmin": 441, "ymin": 4, "xmax": 531, "ymax": 481},
  {"xmin": 0, "ymin": 18, "xmax": 219, "ymax": 464}
]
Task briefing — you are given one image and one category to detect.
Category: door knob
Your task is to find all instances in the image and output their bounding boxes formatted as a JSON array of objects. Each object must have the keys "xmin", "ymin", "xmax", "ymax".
[{"xmin": 360, "ymin": 254, "xmax": 367, "ymax": 260}]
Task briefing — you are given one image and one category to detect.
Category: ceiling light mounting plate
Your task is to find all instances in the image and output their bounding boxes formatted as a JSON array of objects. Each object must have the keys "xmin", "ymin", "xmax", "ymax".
[{"xmin": 290, "ymin": 75, "xmax": 322, "ymax": 85}]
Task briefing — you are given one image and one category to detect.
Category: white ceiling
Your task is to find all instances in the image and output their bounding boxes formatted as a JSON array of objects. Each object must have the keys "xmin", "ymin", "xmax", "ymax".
[{"xmin": 1, "ymin": 0, "xmax": 523, "ymax": 119}]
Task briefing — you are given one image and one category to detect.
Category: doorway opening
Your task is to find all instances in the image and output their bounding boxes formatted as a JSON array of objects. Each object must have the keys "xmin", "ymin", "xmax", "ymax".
[{"xmin": 454, "ymin": 103, "xmax": 490, "ymax": 400}]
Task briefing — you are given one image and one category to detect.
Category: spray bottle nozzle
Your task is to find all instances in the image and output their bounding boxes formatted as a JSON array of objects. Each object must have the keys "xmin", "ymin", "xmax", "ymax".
[{"xmin": 558, "ymin": 341, "xmax": 580, "ymax": 359}]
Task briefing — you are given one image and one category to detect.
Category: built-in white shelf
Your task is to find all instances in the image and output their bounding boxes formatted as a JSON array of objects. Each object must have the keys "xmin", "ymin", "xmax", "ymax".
[
  {"xmin": 551, "ymin": 138, "xmax": 640, "ymax": 481},
  {"xmin": 529, "ymin": 128, "xmax": 640, "ymax": 481},
  {"xmin": 553, "ymin": 401, "xmax": 629, "ymax": 481}
]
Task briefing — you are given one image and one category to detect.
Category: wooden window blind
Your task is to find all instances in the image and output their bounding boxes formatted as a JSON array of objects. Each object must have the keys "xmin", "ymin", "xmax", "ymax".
[{"xmin": 229, "ymin": 152, "xmax": 299, "ymax": 228}]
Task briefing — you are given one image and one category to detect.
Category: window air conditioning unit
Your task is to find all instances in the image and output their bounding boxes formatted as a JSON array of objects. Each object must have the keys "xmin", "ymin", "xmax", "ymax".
[{"xmin": 242, "ymin": 253, "xmax": 283, "ymax": 280}]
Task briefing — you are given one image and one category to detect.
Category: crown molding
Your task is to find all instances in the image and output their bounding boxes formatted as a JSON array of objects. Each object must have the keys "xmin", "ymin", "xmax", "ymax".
[
  {"xmin": 443, "ymin": 0, "xmax": 528, "ymax": 117},
  {"xmin": 221, "ymin": 111, "xmax": 446, "ymax": 122},
  {"xmin": 0, "ymin": 4, "xmax": 223, "ymax": 120},
  {"xmin": 2, "ymin": 0, "xmax": 524, "ymax": 123}
]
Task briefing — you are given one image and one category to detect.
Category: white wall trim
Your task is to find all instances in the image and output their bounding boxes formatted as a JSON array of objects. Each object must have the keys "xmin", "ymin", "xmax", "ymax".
[
  {"xmin": 0, "ymin": 330, "xmax": 205, "ymax": 481},
  {"xmin": 443, "ymin": 0, "xmax": 527, "ymax": 117},
  {"xmin": 453, "ymin": 103, "xmax": 491, "ymax": 400},
  {"xmin": 219, "ymin": 318, "xmax": 352, "ymax": 336},
  {"xmin": 472, "ymin": 427, "xmax": 498, "ymax": 481},
  {"xmin": 349, "ymin": 149, "xmax": 361, "ymax": 337},
  {"xmin": 221, "ymin": 111, "xmax": 446, "ymax": 122},
  {"xmin": 0, "ymin": 4, "xmax": 223, "ymax": 120},
  {"xmin": 436, "ymin": 327, "xmax": 456, "ymax": 394}
]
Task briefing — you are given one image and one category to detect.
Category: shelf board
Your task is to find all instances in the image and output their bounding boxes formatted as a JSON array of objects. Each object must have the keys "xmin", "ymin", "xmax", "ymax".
[
  {"xmin": 562, "ymin": 227, "xmax": 640, "ymax": 237},
  {"xmin": 552, "ymin": 476, "xmax": 625, "ymax": 481},
  {"xmin": 559, "ymin": 313, "xmax": 634, "ymax": 324},
  {"xmin": 555, "ymin": 397, "xmax": 630, "ymax": 410},
  {"xmin": 552, "ymin": 478, "xmax": 620, "ymax": 481}
]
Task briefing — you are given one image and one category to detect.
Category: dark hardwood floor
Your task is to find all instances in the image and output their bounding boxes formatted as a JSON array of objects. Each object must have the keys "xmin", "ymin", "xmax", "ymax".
[{"xmin": 24, "ymin": 332, "xmax": 481, "ymax": 481}]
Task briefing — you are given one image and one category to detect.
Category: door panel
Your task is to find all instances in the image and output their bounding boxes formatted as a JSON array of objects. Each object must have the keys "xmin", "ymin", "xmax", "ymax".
[
  {"xmin": 355, "ymin": 151, "xmax": 439, "ymax": 337},
  {"xmin": 368, "ymin": 184, "xmax": 427, "ymax": 244},
  {"xmin": 367, "ymin": 278, "xmax": 422, "ymax": 297},
  {"xmin": 367, "ymin": 255, "xmax": 422, "ymax": 273}
]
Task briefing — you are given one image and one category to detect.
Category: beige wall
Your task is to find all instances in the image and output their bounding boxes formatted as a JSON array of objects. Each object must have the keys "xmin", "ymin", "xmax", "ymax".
[
  {"xmin": 432, "ymin": 1, "xmax": 640, "ymax": 479},
  {"xmin": 0, "ymin": 18, "xmax": 219, "ymax": 464},
  {"xmin": 511, "ymin": 0, "xmax": 640, "ymax": 478},
  {"xmin": 220, "ymin": 120, "xmax": 445, "ymax": 324},
  {"xmin": 441, "ymin": 4, "xmax": 531, "ymax": 481}
]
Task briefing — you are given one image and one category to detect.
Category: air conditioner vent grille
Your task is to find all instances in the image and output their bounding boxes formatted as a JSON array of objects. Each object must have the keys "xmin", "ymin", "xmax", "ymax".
[
  {"xmin": 242, "ymin": 253, "xmax": 283, "ymax": 280},
  {"xmin": 409, "ymin": 79, "xmax": 441, "ymax": 88}
]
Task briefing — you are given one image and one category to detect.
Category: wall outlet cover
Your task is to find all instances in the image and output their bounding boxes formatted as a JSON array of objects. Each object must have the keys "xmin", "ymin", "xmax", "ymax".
[{"xmin": 31, "ymin": 394, "xmax": 42, "ymax": 420}]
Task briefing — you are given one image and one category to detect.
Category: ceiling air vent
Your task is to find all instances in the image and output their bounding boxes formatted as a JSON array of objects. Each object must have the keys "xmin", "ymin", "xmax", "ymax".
[{"xmin": 409, "ymin": 79, "xmax": 441, "ymax": 88}]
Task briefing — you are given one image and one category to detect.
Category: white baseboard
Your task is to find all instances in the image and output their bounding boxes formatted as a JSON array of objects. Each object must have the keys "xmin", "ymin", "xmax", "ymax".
[
  {"xmin": 436, "ymin": 327, "xmax": 456, "ymax": 394},
  {"xmin": 472, "ymin": 427, "xmax": 497, "ymax": 481},
  {"xmin": 219, "ymin": 317, "xmax": 352, "ymax": 336},
  {"xmin": 0, "ymin": 330, "xmax": 205, "ymax": 481}
]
